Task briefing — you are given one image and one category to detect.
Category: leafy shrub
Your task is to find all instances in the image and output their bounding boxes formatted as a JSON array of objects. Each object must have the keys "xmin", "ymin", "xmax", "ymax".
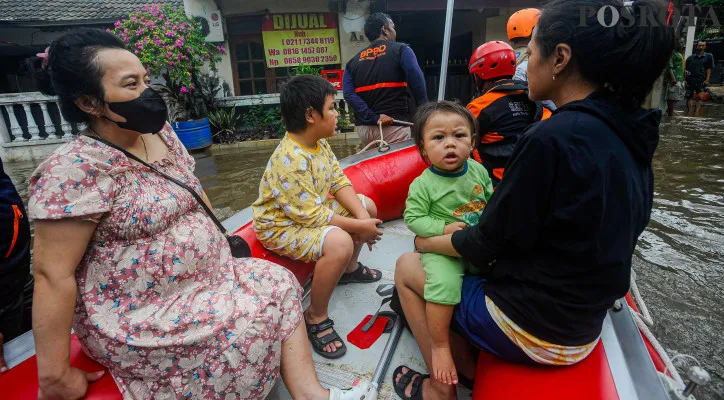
[
  {"xmin": 291, "ymin": 63, "xmax": 322, "ymax": 76},
  {"xmin": 208, "ymin": 106, "xmax": 240, "ymax": 143},
  {"xmin": 111, "ymin": 4, "xmax": 225, "ymax": 94},
  {"xmin": 236, "ymin": 102, "xmax": 285, "ymax": 141}
]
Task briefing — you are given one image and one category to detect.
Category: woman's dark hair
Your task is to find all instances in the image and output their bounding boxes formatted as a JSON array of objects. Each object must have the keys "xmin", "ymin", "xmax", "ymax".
[
  {"xmin": 27, "ymin": 28, "xmax": 126, "ymax": 123},
  {"xmin": 411, "ymin": 100, "xmax": 478, "ymax": 162},
  {"xmin": 536, "ymin": 0, "xmax": 674, "ymax": 108},
  {"xmin": 364, "ymin": 13, "xmax": 392, "ymax": 42},
  {"xmin": 279, "ymin": 75, "xmax": 337, "ymax": 133}
]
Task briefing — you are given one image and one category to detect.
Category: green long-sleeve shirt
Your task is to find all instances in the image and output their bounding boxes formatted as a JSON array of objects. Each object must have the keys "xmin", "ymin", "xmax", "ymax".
[{"xmin": 404, "ymin": 160, "xmax": 494, "ymax": 238}]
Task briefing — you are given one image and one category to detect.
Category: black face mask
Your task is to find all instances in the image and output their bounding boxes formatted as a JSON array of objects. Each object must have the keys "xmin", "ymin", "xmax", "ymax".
[{"xmin": 104, "ymin": 87, "xmax": 168, "ymax": 134}]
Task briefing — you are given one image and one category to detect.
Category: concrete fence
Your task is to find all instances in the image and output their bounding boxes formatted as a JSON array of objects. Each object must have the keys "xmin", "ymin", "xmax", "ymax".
[
  {"xmin": 0, "ymin": 91, "xmax": 353, "ymax": 162},
  {"xmin": 0, "ymin": 92, "xmax": 82, "ymax": 162}
]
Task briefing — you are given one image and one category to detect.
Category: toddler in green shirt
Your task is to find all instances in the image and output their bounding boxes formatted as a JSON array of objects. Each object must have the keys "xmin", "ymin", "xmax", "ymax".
[{"xmin": 404, "ymin": 101, "xmax": 494, "ymax": 386}]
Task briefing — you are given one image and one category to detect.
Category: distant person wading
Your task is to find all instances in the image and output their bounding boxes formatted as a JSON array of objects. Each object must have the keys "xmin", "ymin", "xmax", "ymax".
[
  {"xmin": 343, "ymin": 13, "xmax": 428, "ymax": 146},
  {"xmin": 686, "ymin": 40, "xmax": 714, "ymax": 117}
]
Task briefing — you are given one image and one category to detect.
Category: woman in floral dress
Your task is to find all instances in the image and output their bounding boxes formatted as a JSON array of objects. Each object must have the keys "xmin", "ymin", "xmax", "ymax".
[{"xmin": 27, "ymin": 28, "xmax": 368, "ymax": 400}]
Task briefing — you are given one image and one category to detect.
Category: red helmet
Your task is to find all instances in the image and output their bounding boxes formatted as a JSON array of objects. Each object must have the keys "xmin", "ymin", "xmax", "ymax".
[{"xmin": 468, "ymin": 41, "xmax": 517, "ymax": 81}]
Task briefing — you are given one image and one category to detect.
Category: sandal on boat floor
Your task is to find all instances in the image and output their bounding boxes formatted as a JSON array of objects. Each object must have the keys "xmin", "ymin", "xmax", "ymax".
[
  {"xmin": 392, "ymin": 365, "xmax": 430, "ymax": 400},
  {"xmin": 338, "ymin": 262, "xmax": 382, "ymax": 284},
  {"xmin": 306, "ymin": 317, "xmax": 347, "ymax": 359}
]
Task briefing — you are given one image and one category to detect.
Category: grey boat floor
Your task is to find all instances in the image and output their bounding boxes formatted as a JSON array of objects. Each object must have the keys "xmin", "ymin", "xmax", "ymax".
[{"xmin": 268, "ymin": 218, "xmax": 471, "ymax": 399}]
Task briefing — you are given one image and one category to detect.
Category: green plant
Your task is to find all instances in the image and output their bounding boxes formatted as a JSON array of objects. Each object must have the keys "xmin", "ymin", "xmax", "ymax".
[
  {"xmin": 264, "ymin": 106, "xmax": 285, "ymax": 136},
  {"xmin": 238, "ymin": 102, "xmax": 285, "ymax": 140},
  {"xmin": 208, "ymin": 106, "xmax": 240, "ymax": 143},
  {"xmin": 334, "ymin": 104, "xmax": 351, "ymax": 131},
  {"xmin": 152, "ymin": 73, "xmax": 226, "ymax": 121},
  {"xmin": 196, "ymin": 75, "xmax": 224, "ymax": 112},
  {"xmin": 111, "ymin": 3, "xmax": 226, "ymax": 120},
  {"xmin": 242, "ymin": 103, "xmax": 267, "ymax": 131},
  {"xmin": 209, "ymin": 106, "xmax": 240, "ymax": 134},
  {"xmin": 291, "ymin": 63, "xmax": 322, "ymax": 76}
]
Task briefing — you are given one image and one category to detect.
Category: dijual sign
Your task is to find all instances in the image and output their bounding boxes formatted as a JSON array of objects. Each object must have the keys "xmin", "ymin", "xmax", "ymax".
[{"xmin": 262, "ymin": 13, "xmax": 342, "ymax": 68}]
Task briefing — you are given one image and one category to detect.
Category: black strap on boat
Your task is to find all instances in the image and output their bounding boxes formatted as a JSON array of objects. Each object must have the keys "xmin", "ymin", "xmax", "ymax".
[{"xmin": 88, "ymin": 135, "xmax": 229, "ymax": 236}]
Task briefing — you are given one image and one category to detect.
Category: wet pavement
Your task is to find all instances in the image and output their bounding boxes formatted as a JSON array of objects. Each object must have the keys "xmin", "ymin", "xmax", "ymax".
[{"xmin": 3, "ymin": 119, "xmax": 723, "ymax": 398}]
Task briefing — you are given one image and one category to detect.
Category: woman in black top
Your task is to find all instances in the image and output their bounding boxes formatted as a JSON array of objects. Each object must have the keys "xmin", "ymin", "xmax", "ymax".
[{"xmin": 391, "ymin": 0, "xmax": 675, "ymax": 399}]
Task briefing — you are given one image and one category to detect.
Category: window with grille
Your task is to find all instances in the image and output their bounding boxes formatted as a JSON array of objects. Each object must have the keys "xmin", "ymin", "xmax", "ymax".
[{"xmin": 231, "ymin": 37, "xmax": 269, "ymax": 95}]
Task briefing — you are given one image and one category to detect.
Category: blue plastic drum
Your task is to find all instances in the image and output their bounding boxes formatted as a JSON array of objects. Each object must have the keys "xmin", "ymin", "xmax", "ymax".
[{"xmin": 172, "ymin": 118, "xmax": 212, "ymax": 150}]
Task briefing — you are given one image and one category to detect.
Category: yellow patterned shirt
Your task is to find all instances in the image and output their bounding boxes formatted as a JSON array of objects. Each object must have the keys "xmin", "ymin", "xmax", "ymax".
[
  {"xmin": 253, "ymin": 134, "xmax": 352, "ymax": 231},
  {"xmin": 486, "ymin": 296, "xmax": 599, "ymax": 365}
]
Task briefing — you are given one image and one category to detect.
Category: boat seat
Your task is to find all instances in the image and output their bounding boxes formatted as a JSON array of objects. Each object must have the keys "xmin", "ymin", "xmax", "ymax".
[
  {"xmin": 235, "ymin": 226, "xmax": 317, "ymax": 285},
  {"xmin": 471, "ymin": 341, "xmax": 619, "ymax": 400},
  {"xmin": 1, "ymin": 334, "xmax": 121, "ymax": 399}
]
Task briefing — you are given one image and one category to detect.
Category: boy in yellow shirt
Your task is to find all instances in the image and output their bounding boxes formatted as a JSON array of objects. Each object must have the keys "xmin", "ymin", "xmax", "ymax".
[{"xmin": 253, "ymin": 75, "xmax": 383, "ymax": 359}]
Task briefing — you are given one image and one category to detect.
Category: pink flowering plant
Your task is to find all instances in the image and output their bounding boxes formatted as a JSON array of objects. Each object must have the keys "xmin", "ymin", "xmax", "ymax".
[{"xmin": 110, "ymin": 4, "xmax": 226, "ymax": 120}]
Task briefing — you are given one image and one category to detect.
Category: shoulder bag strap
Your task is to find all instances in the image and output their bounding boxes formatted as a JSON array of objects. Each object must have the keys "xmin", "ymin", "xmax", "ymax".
[{"xmin": 88, "ymin": 135, "xmax": 228, "ymax": 235}]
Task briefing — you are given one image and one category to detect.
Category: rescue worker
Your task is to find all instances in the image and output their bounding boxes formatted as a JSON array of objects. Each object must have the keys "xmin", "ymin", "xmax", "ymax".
[
  {"xmin": 343, "ymin": 13, "xmax": 428, "ymax": 147},
  {"xmin": 507, "ymin": 8, "xmax": 540, "ymax": 82},
  {"xmin": 467, "ymin": 41, "xmax": 550, "ymax": 187},
  {"xmin": 507, "ymin": 8, "xmax": 557, "ymax": 111},
  {"xmin": 0, "ymin": 157, "xmax": 32, "ymax": 375}
]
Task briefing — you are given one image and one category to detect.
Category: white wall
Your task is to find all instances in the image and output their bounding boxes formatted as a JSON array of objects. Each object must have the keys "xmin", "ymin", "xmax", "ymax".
[
  {"xmin": 0, "ymin": 140, "xmax": 69, "ymax": 163},
  {"xmin": 183, "ymin": 0, "xmax": 234, "ymax": 96},
  {"xmin": 485, "ymin": 8, "xmax": 514, "ymax": 43},
  {"xmin": 338, "ymin": 1, "xmax": 371, "ymax": 66}
]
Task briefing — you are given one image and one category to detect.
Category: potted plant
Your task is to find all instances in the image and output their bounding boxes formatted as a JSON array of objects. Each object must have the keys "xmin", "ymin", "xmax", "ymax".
[
  {"xmin": 208, "ymin": 106, "xmax": 240, "ymax": 144},
  {"xmin": 111, "ymin": 3, "xmax": 227, "ymax": 150}
]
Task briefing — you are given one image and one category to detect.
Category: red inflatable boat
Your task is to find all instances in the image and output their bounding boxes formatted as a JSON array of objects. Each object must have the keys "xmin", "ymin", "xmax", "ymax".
[{"xmin": 0, "ymin": 141, "xmax": 702, "ymax": 400}]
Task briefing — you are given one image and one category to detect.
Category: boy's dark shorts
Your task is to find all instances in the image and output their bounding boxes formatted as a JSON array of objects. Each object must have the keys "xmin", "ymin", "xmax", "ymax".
[{"xmin": 686, "ymin": 80, "xmax": 706, "ymax": 99}]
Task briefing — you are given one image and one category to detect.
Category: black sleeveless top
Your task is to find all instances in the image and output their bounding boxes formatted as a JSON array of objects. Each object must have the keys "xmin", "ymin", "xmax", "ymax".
[{"xmin": 346, "ymin": 40, "xmax": 413, "ymax": 124}]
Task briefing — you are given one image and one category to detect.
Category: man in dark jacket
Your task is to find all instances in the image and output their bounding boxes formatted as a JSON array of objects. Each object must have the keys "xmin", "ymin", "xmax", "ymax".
[
  {"xmin": 343, "ymin": 13, "xmax": 428, "ymax": 146},
  {"xmin": 0, "ymin": 157, "xmax": 31, "ymax": 374}
]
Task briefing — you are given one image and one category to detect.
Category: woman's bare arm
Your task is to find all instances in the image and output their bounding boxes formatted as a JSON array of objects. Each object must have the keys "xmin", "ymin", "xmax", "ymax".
[{"xmin": 33, "ymin": 219, "xmax": 96, "ymax": 384}]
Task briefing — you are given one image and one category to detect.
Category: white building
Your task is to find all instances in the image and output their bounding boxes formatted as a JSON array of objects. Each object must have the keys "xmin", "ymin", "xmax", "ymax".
[{"xmin": 0, "ymin": 0, "xmax": 550, "ymax": 161}]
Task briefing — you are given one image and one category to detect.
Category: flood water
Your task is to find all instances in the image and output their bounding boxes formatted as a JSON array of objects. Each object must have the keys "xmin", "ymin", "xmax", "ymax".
[
  {"xmin": 635, "ymin": 113, "xmax": 724, "ymax": 400},
  {"xmin": 3, "ymin": 120, "xmax": 723, "ymax": 399}
]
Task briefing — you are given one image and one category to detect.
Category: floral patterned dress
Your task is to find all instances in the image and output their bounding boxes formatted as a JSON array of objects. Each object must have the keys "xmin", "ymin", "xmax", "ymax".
[{"xmin": 27, "ymin": 125, "xmax": 303, "ymax": 399}]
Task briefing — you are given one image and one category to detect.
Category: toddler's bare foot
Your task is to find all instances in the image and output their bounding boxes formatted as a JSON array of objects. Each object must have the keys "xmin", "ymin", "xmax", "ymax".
[{"xmin": 432, "ymin": 345, "xmax": 458, "ymax": 385}]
